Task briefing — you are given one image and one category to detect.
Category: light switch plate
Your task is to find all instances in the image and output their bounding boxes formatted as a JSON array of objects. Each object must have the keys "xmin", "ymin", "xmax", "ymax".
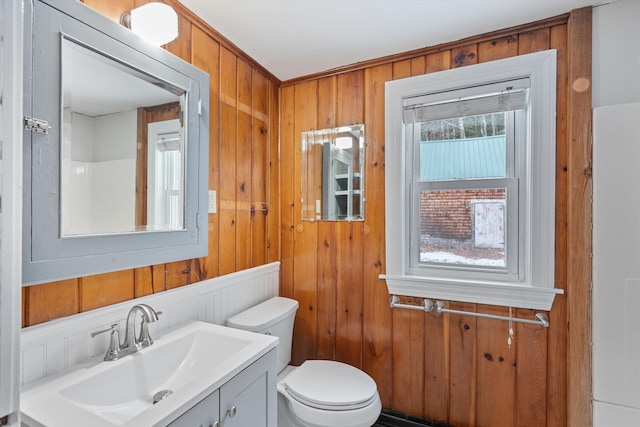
[{"xmin": 208, "ymin": 190, "xmax": 216, "ymax": 213}]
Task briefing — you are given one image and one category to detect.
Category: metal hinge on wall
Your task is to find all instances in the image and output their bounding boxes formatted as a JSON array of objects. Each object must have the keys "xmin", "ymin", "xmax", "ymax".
[{"xmin": 24, "ymin": 116, "xmax": 51, "ymax": 134}]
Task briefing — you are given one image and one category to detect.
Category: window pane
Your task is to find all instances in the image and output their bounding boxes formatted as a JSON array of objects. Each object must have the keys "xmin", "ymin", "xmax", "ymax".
[
  {"xmin": 419, "ymin": 189, "xmax": 506, "ymax": 267},
  {"xmin": 420, "ymin": 113, "xmax": 506, "ymax": 181},
  {"xmin": 422, "ymin": 112, "xmax": 506, "ymax": 140}
]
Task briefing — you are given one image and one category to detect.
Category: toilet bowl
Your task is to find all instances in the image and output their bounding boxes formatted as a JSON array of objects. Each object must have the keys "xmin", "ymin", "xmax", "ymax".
[
  {"xmin": 227, "ymin": 297, "xmax": 382, "ymax": 427},
  {"xmin": 277, "ymin": 361, "xmax": 381, "ymax": 427}
]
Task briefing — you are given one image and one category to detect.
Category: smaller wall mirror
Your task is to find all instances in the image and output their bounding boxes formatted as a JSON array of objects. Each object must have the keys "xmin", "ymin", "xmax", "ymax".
[{"xmin": 301, "ymin": 124, "xmax": 365, "ymax": 221}]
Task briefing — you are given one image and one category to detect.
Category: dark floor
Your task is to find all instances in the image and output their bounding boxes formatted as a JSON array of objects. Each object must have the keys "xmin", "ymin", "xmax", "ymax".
[{"xmin": 374, "ymin": 409, "xmax": 454, "ymax": 427}]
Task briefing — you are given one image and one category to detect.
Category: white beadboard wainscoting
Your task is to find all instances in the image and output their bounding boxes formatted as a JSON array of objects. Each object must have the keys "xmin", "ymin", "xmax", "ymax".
[{"xmin": 21, "ymin": 262, "xmax": 280, "ymax": 386}]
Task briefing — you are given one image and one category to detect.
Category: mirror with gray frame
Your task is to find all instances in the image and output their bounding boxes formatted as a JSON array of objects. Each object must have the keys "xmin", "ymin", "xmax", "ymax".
[
  {"xmin": 23, "ymin": 0, "xmax": 209, "ymax": 285},
  {"xmin": 301, "ymin": 125, "xmax": 365, "ymax": 221}
]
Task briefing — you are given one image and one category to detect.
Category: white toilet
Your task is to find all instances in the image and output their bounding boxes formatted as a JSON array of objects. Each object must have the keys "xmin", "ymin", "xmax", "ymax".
[{"xmin": 227, "ymin": 296, "xmax": 382, "ymax": 427}]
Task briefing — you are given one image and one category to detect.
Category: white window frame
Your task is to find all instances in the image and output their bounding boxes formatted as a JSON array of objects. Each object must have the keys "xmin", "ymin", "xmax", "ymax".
[{"xmin": 382, "ymin": 50, "xmax": 562, "ymax": 310}]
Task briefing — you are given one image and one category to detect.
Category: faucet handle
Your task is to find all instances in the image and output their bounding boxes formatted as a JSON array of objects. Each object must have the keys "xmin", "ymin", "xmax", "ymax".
[
  {"xmin": 91, "ymin": 323, "xmax": 119, "ymax": 338},
  {"xmin": 91, "ymin": 324, "xmax": 122, "ymax": 361}
]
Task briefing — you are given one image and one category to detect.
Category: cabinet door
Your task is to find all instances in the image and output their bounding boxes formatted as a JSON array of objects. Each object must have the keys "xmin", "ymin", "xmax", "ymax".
[
  {"xmin": 220, "ymin": 349, "xmax": 277, "ymax": 427},
  {"xmin": 168, "ymin": 389, "xmax": 220, "ymax": 427}
]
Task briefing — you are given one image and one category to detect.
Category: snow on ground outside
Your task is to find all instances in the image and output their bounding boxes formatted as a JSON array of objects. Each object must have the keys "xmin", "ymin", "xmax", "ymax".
[{"xmin": 421, "ymin": 251, "xmax": 506, "ymax": 267}]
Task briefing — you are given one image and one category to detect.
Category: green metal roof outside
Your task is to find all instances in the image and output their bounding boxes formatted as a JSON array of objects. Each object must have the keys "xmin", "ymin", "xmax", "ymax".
[{"xmin": 420, "ymin": 135, "xmax": 506, "ymax": 181}]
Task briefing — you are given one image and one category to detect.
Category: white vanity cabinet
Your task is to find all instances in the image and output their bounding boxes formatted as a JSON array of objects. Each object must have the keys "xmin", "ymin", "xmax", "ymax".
[{"xmin": 168, "ymin": 348, "xmax": 277, "ymax": 427}]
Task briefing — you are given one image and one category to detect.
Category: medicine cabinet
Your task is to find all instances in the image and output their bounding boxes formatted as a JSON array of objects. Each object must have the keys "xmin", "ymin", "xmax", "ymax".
[
  {"xmin": 22, "ymin": 0, "xmax": 210, "ymax": 285},
  {"xmin": 300, "ymin": 125, "xmax": 365, "ymax": 221}
]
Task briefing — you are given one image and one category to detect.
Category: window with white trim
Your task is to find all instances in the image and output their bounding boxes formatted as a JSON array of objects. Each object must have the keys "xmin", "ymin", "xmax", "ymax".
[{"xmin": 382, "ymin": 50, "xmax": 562, "ymax": 310}]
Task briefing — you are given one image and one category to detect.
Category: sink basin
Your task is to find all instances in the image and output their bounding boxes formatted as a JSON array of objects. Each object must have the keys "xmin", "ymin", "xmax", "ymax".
[{"xmin": 21, "ymin": 321, "xmax": 278, "ymax": 427}]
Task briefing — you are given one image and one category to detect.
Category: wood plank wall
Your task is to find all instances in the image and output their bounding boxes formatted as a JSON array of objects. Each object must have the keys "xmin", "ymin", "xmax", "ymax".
[
  {"xmin": 279, "ymin": 11, "xmax": 592, "ymax": 427},
  {"xmin": 21, "ymin": 0, "xmax": 281, "ymax": 326}
]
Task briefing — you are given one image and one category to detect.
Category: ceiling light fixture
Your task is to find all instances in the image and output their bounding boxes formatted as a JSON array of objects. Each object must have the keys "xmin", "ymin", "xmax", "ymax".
[{"xmin": 120, "ymin": 3, "xmax": 178, "ymax": 46}]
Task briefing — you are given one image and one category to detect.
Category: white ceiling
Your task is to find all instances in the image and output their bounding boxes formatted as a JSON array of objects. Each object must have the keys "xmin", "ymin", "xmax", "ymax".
[{"xmin": 178, "ymin": 0, "xmax": 613, "ymax": 81}]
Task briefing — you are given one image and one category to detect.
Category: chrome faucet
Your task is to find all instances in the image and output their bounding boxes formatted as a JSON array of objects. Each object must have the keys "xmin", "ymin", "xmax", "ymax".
[
  {"xmin": 91, "ymin": 304, "xmax": 162, "ymax": 361},
  {"xmin": 124, "ymin": 303, "xmax": 161, "ymax": 349}
]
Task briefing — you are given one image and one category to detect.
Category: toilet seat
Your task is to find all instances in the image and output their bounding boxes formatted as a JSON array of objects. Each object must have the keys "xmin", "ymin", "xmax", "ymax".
[{"xmin": 282, "ymin": 360, "xmax": 378, "ymax": 411}]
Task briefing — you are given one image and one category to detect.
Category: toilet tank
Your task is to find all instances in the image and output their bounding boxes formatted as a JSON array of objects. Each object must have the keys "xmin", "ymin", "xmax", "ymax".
[{"xmin": 227, "ymin": 297, "xmax": 299, "ymax": 373}]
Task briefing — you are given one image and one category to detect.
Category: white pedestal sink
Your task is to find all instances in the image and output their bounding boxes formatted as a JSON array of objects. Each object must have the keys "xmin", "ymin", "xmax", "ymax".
[{"xmin": 21, "ymin": 321, "xmax": 278, "ymax": 427}]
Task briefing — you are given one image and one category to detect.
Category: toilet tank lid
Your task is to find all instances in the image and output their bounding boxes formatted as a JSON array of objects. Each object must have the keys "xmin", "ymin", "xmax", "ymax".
[{"xmin": 227, "ymin": 297, "xmax": 299, "ymax": 331}]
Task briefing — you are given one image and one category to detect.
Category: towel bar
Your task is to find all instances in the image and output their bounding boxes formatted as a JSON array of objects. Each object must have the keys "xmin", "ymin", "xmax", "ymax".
[{"xmin": 389, "ymin": 295, "xmax": 549, "ymax": 327}]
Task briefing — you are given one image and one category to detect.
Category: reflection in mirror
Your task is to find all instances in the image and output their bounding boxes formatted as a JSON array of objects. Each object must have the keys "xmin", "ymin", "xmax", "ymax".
[
  {"xmin": 60, "ymin": 37, "xmax": 186, "ymax": 236},
  {"xmin": 301, "ymin": 124, "xmax": 365, "ymax": 221},
  {"xmin": 147, "ymin": 119, "xmax": 184, "ymax": 230}
]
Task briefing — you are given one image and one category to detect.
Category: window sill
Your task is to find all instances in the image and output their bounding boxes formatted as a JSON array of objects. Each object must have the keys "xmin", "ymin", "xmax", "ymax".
[{"xmin": 380, "ymin": 274, "xmax": 563, "ymax": 310}]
